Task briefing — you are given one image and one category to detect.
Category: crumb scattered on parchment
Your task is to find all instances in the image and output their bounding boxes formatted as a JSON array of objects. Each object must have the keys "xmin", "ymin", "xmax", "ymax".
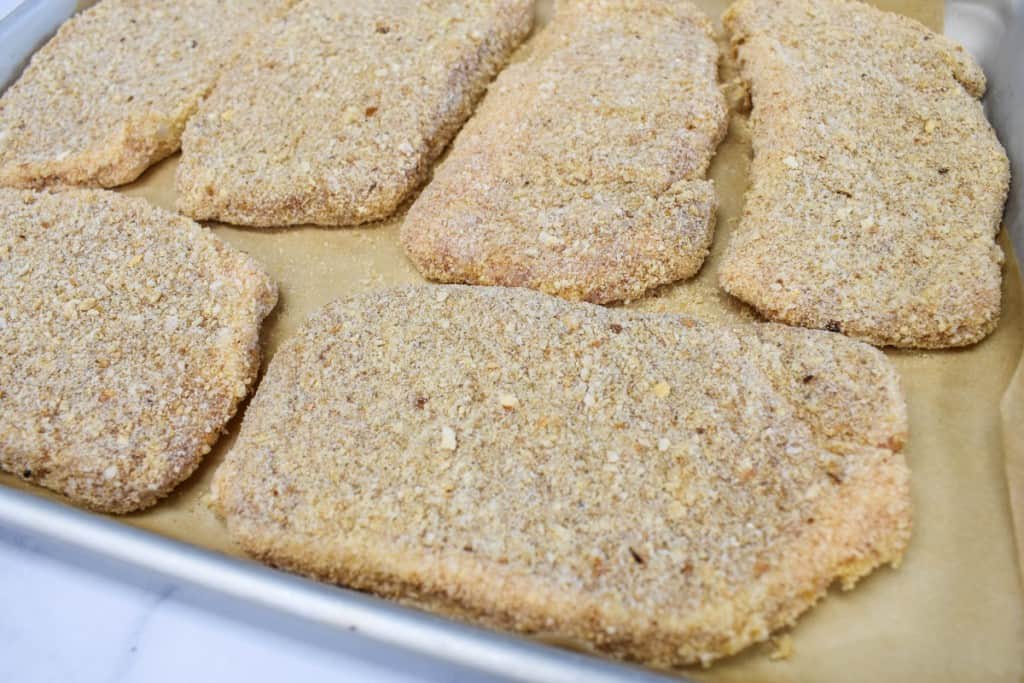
[{"xmin": 770, "ymin": 633, "xmax": 795, "ymax": 661}]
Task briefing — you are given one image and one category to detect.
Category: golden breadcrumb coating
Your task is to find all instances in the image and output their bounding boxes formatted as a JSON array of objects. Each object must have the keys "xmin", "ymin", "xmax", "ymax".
[
  {"xmin": 719, "ymin": 0, "xmax": 1009, "ymax": 348},
  {"xmin": 401, "ymin": 0, "xmax": 728, "ymax": 304},
  {"xmin": 0, "ymin": 188, "xmax": 276, "ymax": 513},
  {"xmin": 176, "ymin": 0, "xmax": 534, "ymax": 227},
  {"xmin": 213, "ymin": 285, "xmax": 911, "ymax": 667},
  {"xmin": 0, "ymin": 0, "xmax": 293, "ymax": 189}
]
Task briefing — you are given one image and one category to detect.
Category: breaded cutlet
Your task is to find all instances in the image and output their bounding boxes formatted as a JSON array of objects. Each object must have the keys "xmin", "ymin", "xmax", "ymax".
[
  {"xmin": 0, "ymin": 0, "xmax": 293, "ymax": 189},
  {"xmin": 401, "ymin": 0, "xmax": 728, "ymax": 304},
  {"xmin": 719, "ymin": 0, "xmax": 1009, "ymax": 348},
  {"xmin": 213, "ymin": 285, "xmax": 911, "ymax": 667},
  {"xmin": 176, "ymin": 0, "xmax": 534, "ymax": 227},
  {"xmin": 0, "ymin": 188, "xmax": 276, "ymax": 512}
]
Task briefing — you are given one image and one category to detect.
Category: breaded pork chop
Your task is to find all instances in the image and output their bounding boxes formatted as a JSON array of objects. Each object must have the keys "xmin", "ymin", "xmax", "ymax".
[
  {"xmin": 0, "ymin": 189, "xmax": 276, "ymax": 513},
  {"xmin": 719, "ymin": 0, "xmax": 1009, "ymax": 348},
  {"xmin": 400, "ymin": 0, "xmax": 728, "ymax": 303},
  {"xmin": 0, "ymin": 0, "xmax": 293, "ymax": 189},
  {"xmin": 176, "ymin": 0, "xmax": 533, "ymax": 227},
  {"xmin": 213, "ymin": 285, "xmax": 911, "ymax": 667}
]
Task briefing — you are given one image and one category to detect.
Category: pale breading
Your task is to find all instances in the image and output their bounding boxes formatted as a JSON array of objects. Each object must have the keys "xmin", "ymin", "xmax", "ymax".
[
  {"xmin": 175, "ymin": 0, "xmax": 534, "ymax": 227},
  {"xmin": 213, "ymin": 285, "xmax": 911, "ymax": 667},
  {"xmin": 0, "ymin": 0, "xmax": 293, "ymax": 189},
  {"xmin": 400, "ymin": 0, "xmax": 728, "ymax": 304},
  {"xmin": 719, "ymin": 0, "xmax": 1009, "ymax": 348},
  {"xmin": 0, "ymin": 189, "xmax": 277, "ymax": 513}
]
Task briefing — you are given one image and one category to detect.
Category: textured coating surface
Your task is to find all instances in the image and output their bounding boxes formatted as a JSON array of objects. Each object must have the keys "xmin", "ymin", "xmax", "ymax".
[
  {"xmin": 401, "ymin": 0, "xmax": 728, "ymax": 303},
  {"xmin": 214, "ymin": 285, "xmax": 912, "ymax": 667},
  {"xmin": 719, "ymin": 0, "xmax": 1009, "ymax": 348},
  {"xmin": 176, "ymin": 0, "xmax": 534, "ymax": 227},
  {"xmin": 0, "ymin": 0, "xmax": 292, "ymax": 189},
  {"xmin": 0, "ymin": 189, "xmax": 277, "ymax": 512}
]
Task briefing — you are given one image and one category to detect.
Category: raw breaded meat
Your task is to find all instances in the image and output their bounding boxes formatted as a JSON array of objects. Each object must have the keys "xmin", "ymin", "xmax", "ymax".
[
  {"xmin": 719, "ymin": 0, "xmax": 1009, "ymax": 348},
  {"xmin": 401, "ymin": 0, "xmax": 728, "ymax": 304},
  {"xmin": 213, "ymin": 285, "xmax": 911, "ymax": 667},
  {"xmin": 176, "ymin": 0, "xmax": 533, "ymax": 227},
  {"xmin": 0, "ymin": 0, "xmax": 293, "ymax": 189},
  {"xmin": 0, "ymin": 189, "xmax": 277, "ymax": 513}
]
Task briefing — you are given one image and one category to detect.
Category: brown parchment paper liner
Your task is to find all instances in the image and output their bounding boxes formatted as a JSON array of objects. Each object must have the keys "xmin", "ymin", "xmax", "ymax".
[
  {"xmin": 1002, "ymin": 354, "xmax": 1024, "ymax": 590},
  {"xmin": 3, "ymin": 0, "xmax": 1022, "ymax": 680}
]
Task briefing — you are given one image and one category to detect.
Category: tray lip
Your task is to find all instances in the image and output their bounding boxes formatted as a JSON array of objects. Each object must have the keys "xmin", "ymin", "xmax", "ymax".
[
  {"xmin": 1, "ymin": 0, "xmax": 1022, "ymax": 680},
  {"xmin": 0, "ymin": 3, "xmax": 688, "ymax": 679},
  {"xmin": 0, "ymin": 5, "xmax": 682, "ymax": 675},
  {"xmin": 0, "ymin": 485, "xmax": 684, "ymax": 683}
]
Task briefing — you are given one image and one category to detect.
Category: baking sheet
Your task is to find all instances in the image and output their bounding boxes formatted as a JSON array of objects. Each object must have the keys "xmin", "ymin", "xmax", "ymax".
[{"xmin": 2, "ymin": 0, "xmax": 1023, "ymax": 680}]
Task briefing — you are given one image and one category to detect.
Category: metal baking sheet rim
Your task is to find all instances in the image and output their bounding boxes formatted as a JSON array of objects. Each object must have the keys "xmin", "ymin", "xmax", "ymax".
[{"xmin": 0, "ymin": 1, "xmax": 1021, "ymax": 682}]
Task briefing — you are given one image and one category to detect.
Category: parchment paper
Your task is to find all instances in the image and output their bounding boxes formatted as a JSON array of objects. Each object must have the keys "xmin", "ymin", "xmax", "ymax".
[{"xmin": 3, "ymin": 1, "xmax": 1022, "ymax": 680}]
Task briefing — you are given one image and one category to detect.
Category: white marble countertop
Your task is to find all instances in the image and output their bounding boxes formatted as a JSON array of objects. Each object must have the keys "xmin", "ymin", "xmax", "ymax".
[
  {"xmin": 0, "ymin": 526, "xmax": 508, "ymax": 682},
  {"xmin": 0, "ymin": 4, "xmax": 497, "ymax": 679},
  {"xmin": 0, "ymin": 3, "xmax": 502, "ymax": 679}
]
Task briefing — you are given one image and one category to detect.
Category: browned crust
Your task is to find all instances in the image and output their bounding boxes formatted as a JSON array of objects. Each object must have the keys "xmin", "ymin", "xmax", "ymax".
[
  {"xmin": 719, "ymin": 0, "xmax": 1009, "ymax": 348},
  {"xmin": 175, "ymin": 0, "xmax": 534, "ymax": 227},
  {"xmin": 213, "ymin": 285, "xmax": 911, "ymax": 667},
  {"xmin": 0, "ymin": 188, "xmax": 277, "ymax": 513},
  {"xmin": 400, "ymin": 0, "xmax": 728, "ymax": 304}
]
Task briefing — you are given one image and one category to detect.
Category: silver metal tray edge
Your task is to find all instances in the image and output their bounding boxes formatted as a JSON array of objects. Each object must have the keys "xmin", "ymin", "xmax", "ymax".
[
  {"xmin": 0, "ymin": 3, "xmax": 683, "ymax": 680},
  {"xmin": 0, "ymin": 0, "xmax": 1021, "ymax": 681},
  {"xmin": 0, "ymin": 486, "xmax": 679, "ymax": 683}
]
